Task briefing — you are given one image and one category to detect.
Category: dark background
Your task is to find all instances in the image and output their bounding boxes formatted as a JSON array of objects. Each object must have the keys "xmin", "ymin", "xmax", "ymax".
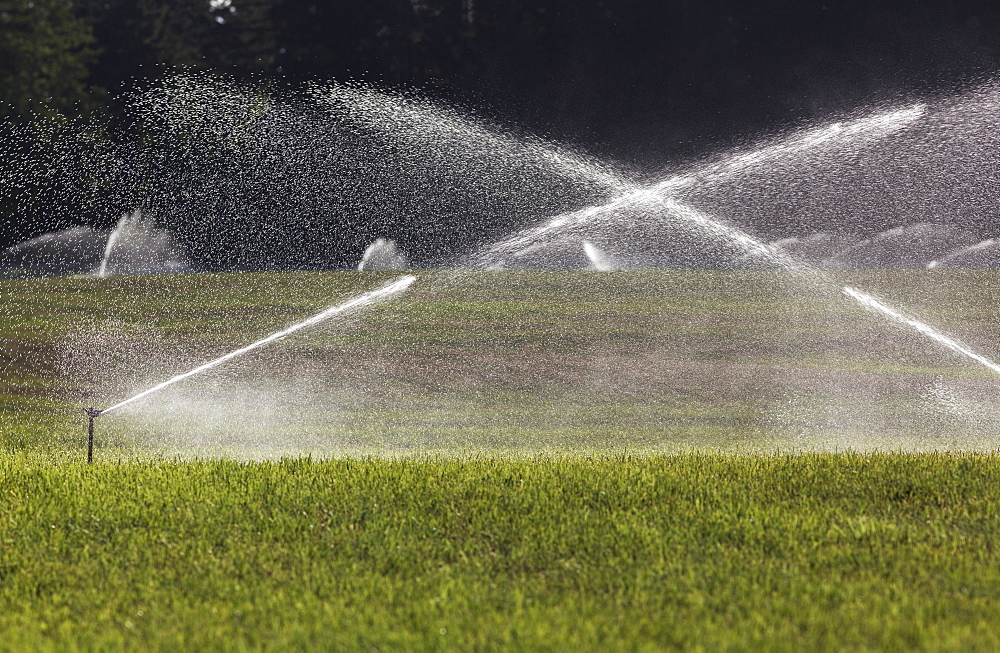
[{"xmin": 2, "ymin": 0, "xmax": 1000, "ymax": 258}]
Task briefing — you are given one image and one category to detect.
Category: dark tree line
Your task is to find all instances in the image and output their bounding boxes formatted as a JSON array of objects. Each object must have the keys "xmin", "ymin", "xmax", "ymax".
[
  {"xmin": 1, "ymin": 0, "xmax": 276, "ymax": 118},
  {"xmin": 2, "ymin": 0, "xmax": 1000, "ymax": 257},
  {"xmin": 0, "ymin": 0, "xmax": 531, "ymax": 120},
  {"xmin": 3, "ymin": 0, "xmax": 1000, "ymax": 156}
]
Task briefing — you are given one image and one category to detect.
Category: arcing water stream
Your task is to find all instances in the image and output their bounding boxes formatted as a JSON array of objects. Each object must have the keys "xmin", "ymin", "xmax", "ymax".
[
  {"xmin": 98, "ymin": 86, "xmax": 1000, "ymax": 427},
  {"xmin": 96, "ymin": 213, "xmax": 131, "ymax": 278},
  {"xmin": 99, "ymin": 275, "xmax": 416, "ymax": 414},
  {"xmin": 3, "ymin": 73, "xmax": 997, "ymax": 454},
  {"xmin": 842, "ymin": 286, "xmax": 1000, "ymax": 376},
  {"xmin": 445, "ymin": 100, "xmax": 1000, "ymax": 378},
  {"xmin": 467, "ymin": 103, "xmax": 928, "ymax": 268}
]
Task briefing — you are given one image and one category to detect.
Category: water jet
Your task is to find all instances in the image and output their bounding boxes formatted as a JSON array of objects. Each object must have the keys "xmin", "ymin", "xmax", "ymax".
[
  {"xmin": 106, "ymin": 275, "xmax": 414, "ymax": 414},
  {"xmin": 3, "ymin": 73, "xmax": 999, "ymax": 456}
]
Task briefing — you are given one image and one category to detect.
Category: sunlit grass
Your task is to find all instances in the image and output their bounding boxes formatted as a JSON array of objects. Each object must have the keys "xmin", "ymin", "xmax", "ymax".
[
  {"xmin": 2, "ymin": 271, "xmax": 1000, "ymax": 647},
  {"xmin": 2, "ymin": 452, "xmax": 1000, "ymax": 649}
]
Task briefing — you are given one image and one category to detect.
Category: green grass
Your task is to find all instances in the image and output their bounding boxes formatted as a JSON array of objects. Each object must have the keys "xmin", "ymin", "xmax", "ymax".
[
  {"xmin": 2, "ymin": 452, "xmax": 1000, "ymax": 650},
  {"xmin": 2, "ymin": 270, "xmax": 1000, "ymax": 648},
  {"xmin": 3, "ymin": 269, "xmax": 1000, "ymax": 455}
]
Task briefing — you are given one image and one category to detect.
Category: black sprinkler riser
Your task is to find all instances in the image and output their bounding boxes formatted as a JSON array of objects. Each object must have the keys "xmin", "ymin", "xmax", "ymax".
[{"xmin": 85, "ymin": 407, "xmax": 102, "ymax": 464}]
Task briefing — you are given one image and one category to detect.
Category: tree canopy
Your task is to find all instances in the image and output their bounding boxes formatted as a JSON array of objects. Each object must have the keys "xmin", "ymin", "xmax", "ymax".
[
  {"xmin": 0, "ymin": 0, "xmax": 99, "ymax": 117},
  {"xmin": 2, "ymin": 0, "xmax": 998, "ymax": 153}
]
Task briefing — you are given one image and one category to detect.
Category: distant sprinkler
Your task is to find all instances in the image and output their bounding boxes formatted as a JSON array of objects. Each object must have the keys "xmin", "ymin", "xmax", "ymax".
[
  {"xmin": 79, "ymin": 275, "xmax": 417, "ymax": 463},
  {"xmin": 84, "ymin": 407, "xmax": 103, "ymax": 464}
]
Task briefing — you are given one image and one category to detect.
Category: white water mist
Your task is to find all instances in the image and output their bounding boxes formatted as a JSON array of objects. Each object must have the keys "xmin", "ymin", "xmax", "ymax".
[{"xmin": 101, "ymin": 275, "xmax": 416, "ymax": 414}]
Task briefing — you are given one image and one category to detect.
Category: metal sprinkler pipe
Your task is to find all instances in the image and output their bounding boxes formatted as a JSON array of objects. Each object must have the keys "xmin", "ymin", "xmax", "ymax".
[{"xmin": 85, "ymin": 407, "xmax": 102, "ymax": 464}]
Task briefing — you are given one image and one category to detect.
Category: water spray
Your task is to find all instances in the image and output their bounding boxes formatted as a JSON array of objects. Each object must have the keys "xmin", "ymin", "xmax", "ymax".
[
  {"xmin": 459, "ymin": 99, "xmax": 1000, "ymax": 378},
  {"xmin": 81, "ymin": 275, "xmax": 416, "ymax": 462},
  {"xmin": 842, "ymin": 286, "xmax": 1000, "ymax": 376},
  {"xmin": 469, "ymin": 103, "xmax": 928, "ymax": 267}
]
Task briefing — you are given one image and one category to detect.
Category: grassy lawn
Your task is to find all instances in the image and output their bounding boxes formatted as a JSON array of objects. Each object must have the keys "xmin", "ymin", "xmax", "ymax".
[
  {"xmin": 2, "ymin": 269, "xmax": 999, "ymax": 456},
  {"xmin": 1, "ymin": 270, "xmax": 1000, "ymax": 649},
  {"xmin": 2, "ymin": 453, "xmax": 1000, "ymax": 650}
]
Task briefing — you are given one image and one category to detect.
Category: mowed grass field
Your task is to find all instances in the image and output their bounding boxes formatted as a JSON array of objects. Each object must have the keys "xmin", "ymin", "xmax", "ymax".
[
  {"xmin": 1, "ymin": 270, "xmax": 1000, "ymax": 649},
  {"xmin": 3, "ymin": 269, "xmax": 1000, "ymax": 455},
  {"xmin": 3, "ymin": 453, "xmax": 1000, "ymax": 650}
]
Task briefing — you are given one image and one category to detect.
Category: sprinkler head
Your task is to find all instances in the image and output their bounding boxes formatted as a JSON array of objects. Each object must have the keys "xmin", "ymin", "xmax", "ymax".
[{"xmin": 84, "ymin": 406, "xmax": 102, "ymax": 463}]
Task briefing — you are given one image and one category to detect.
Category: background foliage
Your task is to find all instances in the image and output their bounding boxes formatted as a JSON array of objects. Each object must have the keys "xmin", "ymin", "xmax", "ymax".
[
  {"xmin": 2, "ymin": 1, "xmax": 1000, "ymax": 256},
  {"xmin": 3, "ymin": 0, "xmax": 1000, "ymax": 158}
]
